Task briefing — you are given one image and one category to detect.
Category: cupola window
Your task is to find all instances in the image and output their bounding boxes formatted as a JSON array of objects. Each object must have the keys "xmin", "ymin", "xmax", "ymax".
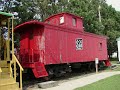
[
  {"xmin": 72, "ymin": 18, "xmax": 76, "ymax": 26},
  {"xmin": 60, "ymin": 16, "xmax": 64, "ymax": 24}
]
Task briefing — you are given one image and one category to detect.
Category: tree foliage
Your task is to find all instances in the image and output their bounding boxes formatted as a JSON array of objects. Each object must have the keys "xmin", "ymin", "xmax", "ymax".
[
  {"xmin": 1, "ymin": 0, "xmax": 120, "ymax": 58},
  {"xmin": 65, "ymin": 0, "xmax": 120, "ymax": 57}
]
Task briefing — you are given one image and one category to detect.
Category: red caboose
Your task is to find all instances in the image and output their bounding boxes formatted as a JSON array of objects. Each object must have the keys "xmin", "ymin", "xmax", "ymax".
[{"xmin": 15, "ymin": 13, "xmax": 110, "ymax": 78}]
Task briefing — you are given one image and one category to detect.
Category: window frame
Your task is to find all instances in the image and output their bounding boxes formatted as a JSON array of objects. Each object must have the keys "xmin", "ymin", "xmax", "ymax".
[
  {"xmin": 76, "ymin": 38, "xmax": 83, "ymax": 50},
  {"xmin": 60, "ymin": 16, "xmax": 64, "ymax": 24},
  {"xmin": 72, "ymin": 17, "xmax": 77, "ymax": 26},
  {"xmin": 99, "ymin": 42, "xmax": 102, "ymax": 50}
]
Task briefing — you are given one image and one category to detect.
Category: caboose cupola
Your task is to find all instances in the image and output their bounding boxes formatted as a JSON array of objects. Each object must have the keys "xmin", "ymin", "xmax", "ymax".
[{"xmin": 44, "ymin": 12, "xmax": 84, "ymax": 32}]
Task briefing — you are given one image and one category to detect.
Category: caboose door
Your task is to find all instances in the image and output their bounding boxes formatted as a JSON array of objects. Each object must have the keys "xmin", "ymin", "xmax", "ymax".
[{"xmin": 29, "ymin": 29, "xmax": 34, "ymax": 63}]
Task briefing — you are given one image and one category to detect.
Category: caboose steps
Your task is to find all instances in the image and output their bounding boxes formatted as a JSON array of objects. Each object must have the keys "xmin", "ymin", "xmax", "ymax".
[
  {"xmin": 0, "ymin": 60, "xmax": 8, "ymax": 67},
  {"xmin": 32, "ymin": 62, "xmax": 48, "ymax": 78},
  {"xmin": 0, "ymin": 60, "xmax": 20, "ymax": 90},
  {"xmin": 0, "ymin": 72, "xmax": 10, "ymax": 78},
  {"xmin": 0, "ymin": 78, "xmax": 19, "ymax": 90},
  {"xmin": 1, "ymin": 67, "xmax": 9, "ymax": 73},
  {"xmin": 0, "ymin": 11, "xmax": 23, "ymax": 90},
  {"xmin": 0, "ymin": 78, "xmax": 16, "ymax": 85},
  {"xmin": 0, "ymin": 61, "xmax": 10, "ymax": 78}
]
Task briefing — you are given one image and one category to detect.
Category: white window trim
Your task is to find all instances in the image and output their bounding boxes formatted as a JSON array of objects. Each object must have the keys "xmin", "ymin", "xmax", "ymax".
[
  {"xmin": 76, "ymin": 38, "xmax": 83, "ymax": 50},
  {"xmin": 60, "ymin": 16, "xmax": 64, "ymax": 24}
]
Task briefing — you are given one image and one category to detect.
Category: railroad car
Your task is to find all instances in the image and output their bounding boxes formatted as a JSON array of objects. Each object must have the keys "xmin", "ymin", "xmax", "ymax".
[{"xmin": 14, "ymin": 13, "xmax": 111, "ymax": 78}]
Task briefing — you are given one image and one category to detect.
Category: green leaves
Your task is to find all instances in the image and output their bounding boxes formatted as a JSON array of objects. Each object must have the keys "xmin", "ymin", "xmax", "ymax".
[
  {"xmin": 1, "ymin": 0, "xmax": 120, "ymax": 57},
  {"xmin": 66, "ymin": 0, "xmax": 120, "ymax": 57}
]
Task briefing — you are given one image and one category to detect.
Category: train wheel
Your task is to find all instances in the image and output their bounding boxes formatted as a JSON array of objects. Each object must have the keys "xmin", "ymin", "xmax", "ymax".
[{"xmin": 88, "ymin": 62, "xmax": 95, "ymax": 72}]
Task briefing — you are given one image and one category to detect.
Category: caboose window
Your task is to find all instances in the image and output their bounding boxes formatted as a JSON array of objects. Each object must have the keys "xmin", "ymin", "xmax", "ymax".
[
  {"xmin": 72, "ymin": 18, "xmax": 76, "ymax": 26},
  {"xmin": 99, "ymin": 43, "xmax": 102, "ymax": 50},
  {"xmin": 76, "ymin": 38, "xmax": 83, "ymax": 50},
  {"xmin": 60, "ymin": 16, "xmax": 64, "ymax": 24}
]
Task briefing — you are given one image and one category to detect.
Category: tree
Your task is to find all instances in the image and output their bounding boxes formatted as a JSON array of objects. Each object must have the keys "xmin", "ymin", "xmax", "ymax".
[
  {"xmin": 65, "ymin": 0, "xmax": 120, "ymax": 58},
  {"xmin": 11, "ymin": 0, "xmax": 36, "ymax": 25},
  {"xmin": 0, "ymin": 0, "xmax": 36, "ymax": 25},
  {"xmin": 31, "ymin": 0, "xmax": 69, "ymax": 21},
  {"xmin": 1, "ymin": 0, "xmax": 120, "ymax": 58}
]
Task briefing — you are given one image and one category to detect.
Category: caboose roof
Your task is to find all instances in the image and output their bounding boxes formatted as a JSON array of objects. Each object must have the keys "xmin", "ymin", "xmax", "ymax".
[
  {"xmin": 14, "ymin": 20, "xmax": 44, "ymax": 32},
  {"xmin": 0, "ymin": 12, "xmax": 13, "ymax": 21},
  {"xmin": 14, "ymin": 20, "xmax": 108, "ymax": 39},
  {"xmin": 44, "ymin": 12, "xmax": 83, "ymax": 22}
]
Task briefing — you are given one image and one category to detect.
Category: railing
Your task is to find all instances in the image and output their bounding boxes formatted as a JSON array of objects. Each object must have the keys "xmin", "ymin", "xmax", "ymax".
[
  {"xmin": 20, "ymin": 48, "xmax": 59, "ymax": 64},
  {"xmin": 0, "ymin": 67, "xmax": 2, "ymax": 78},
  {"xmin": 11, "ymin": 54, "xmax": 24, "ymax": 89},
  {"xmin": 20, "ymin": 49, "xmax": 44, "ymax": 64},
  {"xmin": 0, "ymin": 67, "xmax": 2, "ymax": 73}
]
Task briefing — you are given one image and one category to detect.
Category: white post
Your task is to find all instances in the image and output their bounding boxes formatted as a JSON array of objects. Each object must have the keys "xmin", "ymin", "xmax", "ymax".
[
  {"xmin": 117, "ymin": 41, "xmax": 120, "ymax": 62},
  {"xmin": 95, "ymin": 58, "xmax": 99, "ymax": 73}
]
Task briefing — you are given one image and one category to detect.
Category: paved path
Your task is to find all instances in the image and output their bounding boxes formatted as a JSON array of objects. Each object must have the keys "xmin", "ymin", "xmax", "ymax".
[{"xmin": 26, "ymin": 71, "xmax": 120, "ymax": 90}]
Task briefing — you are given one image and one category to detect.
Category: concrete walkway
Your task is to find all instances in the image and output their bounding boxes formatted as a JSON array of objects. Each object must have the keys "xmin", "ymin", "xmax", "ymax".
[
  {"xmin": 26, "ymin": 71, "xmax": 120, "ymax": 90},
  {"xmin": 40, "ymin": 71, "xmax": 120, "ymax": 90}
]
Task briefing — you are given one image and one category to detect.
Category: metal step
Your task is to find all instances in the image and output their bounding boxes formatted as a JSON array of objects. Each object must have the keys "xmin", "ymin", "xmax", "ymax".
[
  {"xmin": 0, "ymin": 60, "xmax": 20, "ymax": 90},
  {"xmin": 32, "ymin": 62, "xmax": 48, "ymax": 78},
  {"xmin": 1, "ymin": 67, "xmax": 9, "ymax": 73},
  {"xmin": 0, "ymin": 78, "xmax": 19, "ymax": 90},
  {"xmin": 0, "ymin": 60, "xmax": 8, "ymax": 67},
  {"xmin": 0, "ymin": 72, "xmax": 11, "ymax": 78}
]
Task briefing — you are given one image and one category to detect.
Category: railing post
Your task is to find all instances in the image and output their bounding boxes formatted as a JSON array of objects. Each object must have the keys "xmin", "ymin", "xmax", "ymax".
[
  {"xmin": 4, "ymin": 44, "xmax": 6, "ymax": 60},
  {"xmin": 9, "ymin": 62, "xmax": 12, "ymax": 77},
  {"xmin": 7, "ymin": 18, "xmax": 10, "ymax": 61},
  {"xmin": 0, "ymin": 67, "xmax": 2, "ymax": 78},
  {"xmin": 13, "ymin": 55, "xmax": 24, "ymax": 89},
  {"xmin": 20, "ymin": 69, "xmax": 22, "ymax": 89},
  {"xmin": 14, "ymin": 57, "xmax": 16, "ymax": 81},
  {"xmin": 0, "ymin": 68, "xmax": 2, "ymax": 72}
]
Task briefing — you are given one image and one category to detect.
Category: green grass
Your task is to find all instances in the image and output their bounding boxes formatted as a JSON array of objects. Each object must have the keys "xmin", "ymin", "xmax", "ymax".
[
  {"xmin": 110, "ymin": 58, "xmax": 118, "ymax": 61},
  {"xmin": 109, "ymin": 58, "xmax": 120, "ymax": 71},
  {"xmin": 110, "ymin": 58, "xmax": 119, "ymax": 64},
  {"xmin": 75, "ymin": 74, "xmax": 120, "ymax": 90}
]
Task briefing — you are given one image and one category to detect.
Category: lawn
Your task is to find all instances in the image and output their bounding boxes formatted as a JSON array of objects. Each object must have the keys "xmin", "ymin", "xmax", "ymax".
[
  {"xmin": 110, "ymin": 58, "xmax": 120, "ymax": 71},
  {"xmin": 75, "ymin": 74, "xmax": 120, "ymax": 90}
]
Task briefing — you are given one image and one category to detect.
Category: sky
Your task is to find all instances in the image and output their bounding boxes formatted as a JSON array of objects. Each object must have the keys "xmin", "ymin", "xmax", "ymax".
[{"xmin": 106, "ymin": 0, "xmax": 120, "ymax": 11}]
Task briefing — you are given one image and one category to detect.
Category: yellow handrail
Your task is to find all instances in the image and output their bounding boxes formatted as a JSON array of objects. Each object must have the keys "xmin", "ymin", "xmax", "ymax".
[
  {"xmin": 0, "ymin": 67, "xmax": 2, "ymax": 78},
  {"xmin": 13, "ymin": 54, "xmax": 23, "ymax": 89},
  {"xmin": 0, "ymin": 67, "xmax": 2, "ymax": 73},
  {"xmin": 13, "ymin": 55, "xmax": 23, "ymax": 71}
]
